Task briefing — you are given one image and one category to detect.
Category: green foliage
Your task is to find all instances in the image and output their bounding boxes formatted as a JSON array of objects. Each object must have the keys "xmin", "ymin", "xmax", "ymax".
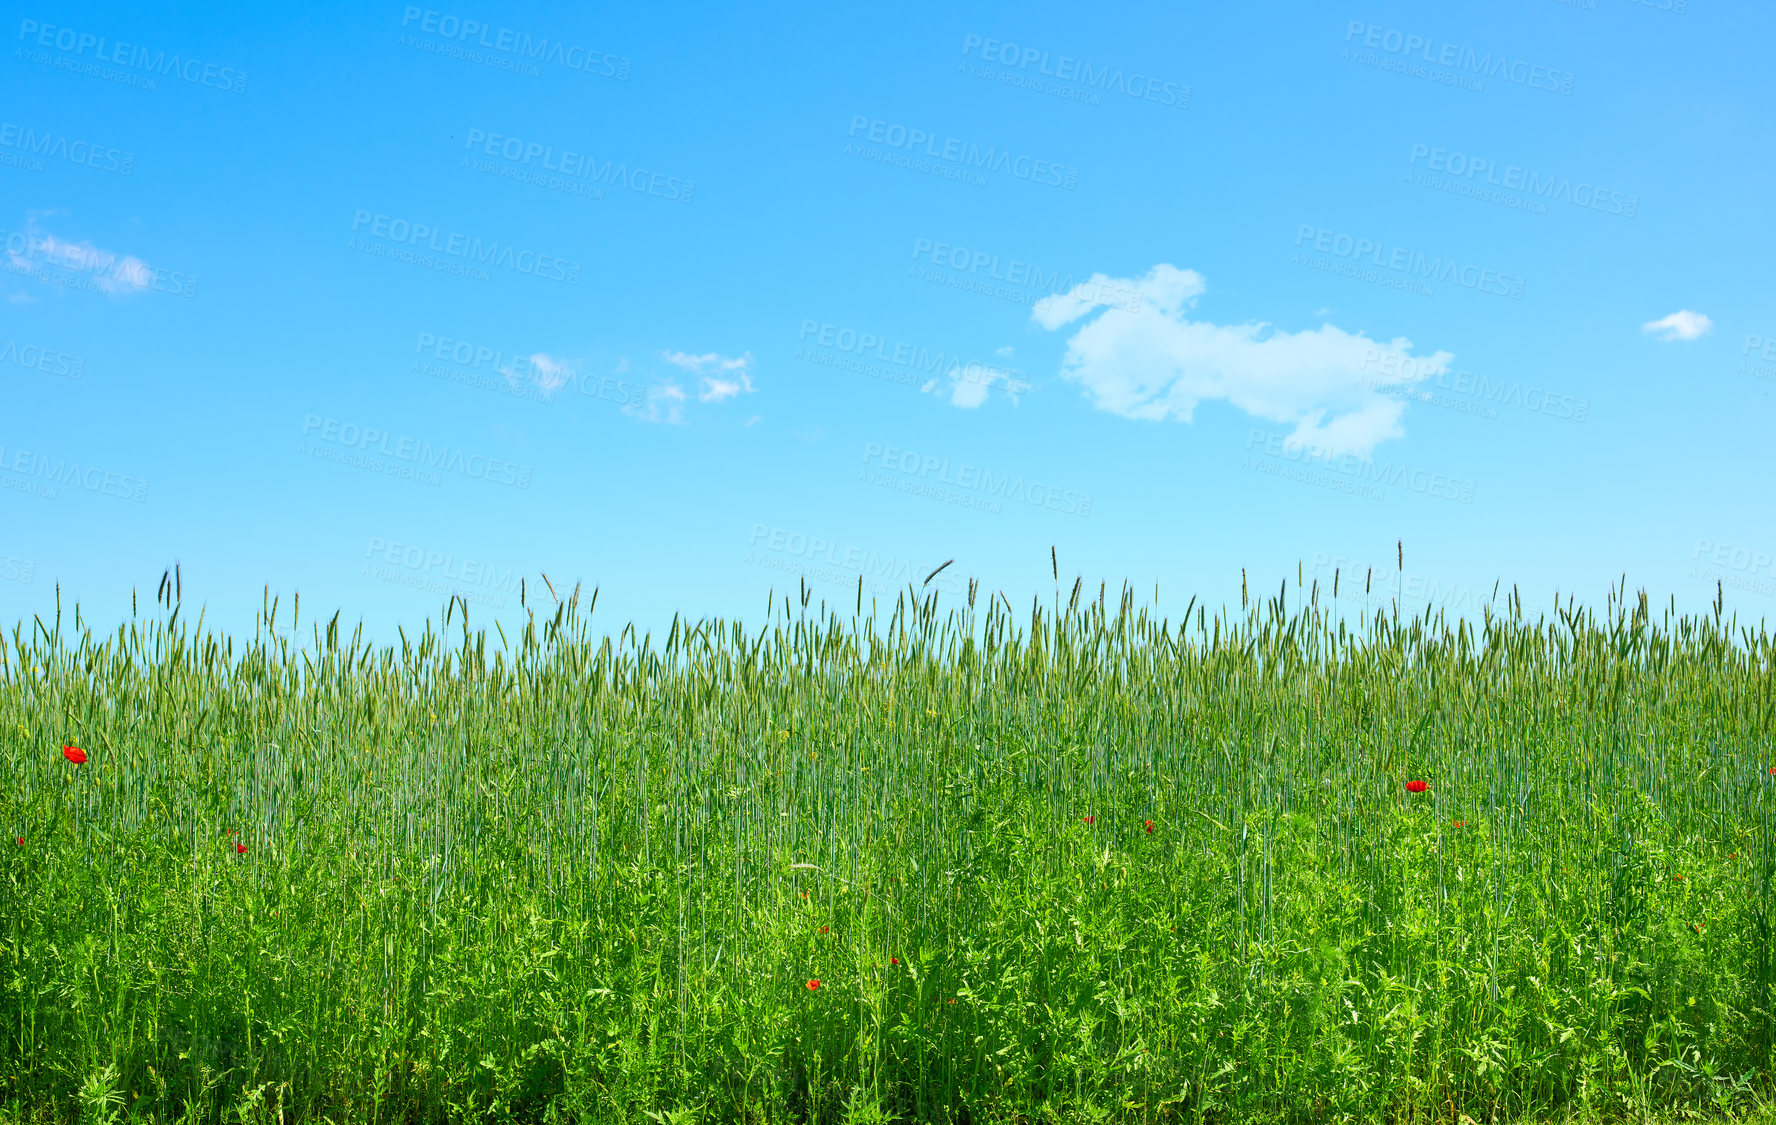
[{"xmin": 1, "ymin": 580, "xmax": 1775, "ymax": 1123}]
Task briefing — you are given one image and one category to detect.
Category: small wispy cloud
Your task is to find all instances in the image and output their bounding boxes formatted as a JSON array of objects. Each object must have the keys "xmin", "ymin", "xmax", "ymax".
[
  {"xmin": 664, "ymin": 350, "xmax": 757, "ymax": 402},
  {"xmin": 1641, "ymin": 310, "xmax": 1712, "ymax": 342},
  {"xmin": 624, "ymin": 381, "xmax": 687, "ymax": 424},
  {"xmin": 922, "ymin": 362, "xmax": 1031, "ymax": 409},
  {"xmin": 7, "ymin": 221, "xmax": 155, "ymax": 296},
  {"xmin": 523, "ymin": 353, "xmax": 572, "ymax": 394}
]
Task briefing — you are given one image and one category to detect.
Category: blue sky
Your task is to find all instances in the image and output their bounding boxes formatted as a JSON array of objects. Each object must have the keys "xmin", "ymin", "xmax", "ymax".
[{"xmin": 3, "ymin": 0, "xmax": 1772, "ymax": 641}]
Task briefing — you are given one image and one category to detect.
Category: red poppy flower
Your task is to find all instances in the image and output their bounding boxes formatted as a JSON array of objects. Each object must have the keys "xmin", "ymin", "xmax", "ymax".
[
  {"xmin": 62, "ymin": 745, "xmax": 87, "ymax": 764},
  {"xmin": 1082, "ymin": 816, "xmax": 1095, "ymax": 825},
  {"xmin": 1451, "ymin": 820, "xmax": 1465, "ymax": 828},
  {"xmin": 236, "ymin": 843, "xmax": 247, "ymax": 854},
  {"xmin": 805, "ymin": 979, "xmax": 820, "ymax": 991},
  {"xmin": 12, "ymin": 837, "xmax": 21, "ymax": 847},
  {"xmin": 1405, "ymin": 780, "xmax": 1429, "ymax": 794},
  {"xmin": 819, "ymin": 926, "xmax": 829, "ymax": 934},
  {"xmin": 1144, "ymin": 820, "xmax": 1155, "ymax": 833},
  {"xmin": 1672, "ymin": 873, "xmax": 1684, "ymax": 881},
  {"xmin": 890, "ymin": 957, "xmax": 900, "ymax": 965},
  {"xmin": 1770, "ymin": 767, "xmax": 1776, "ymax": 777}
]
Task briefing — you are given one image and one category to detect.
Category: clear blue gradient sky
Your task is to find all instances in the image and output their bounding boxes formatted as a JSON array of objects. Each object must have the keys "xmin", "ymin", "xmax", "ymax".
[{"xmin": 3, "ymin": 0, "xmax": 1771, "ymax": 641}]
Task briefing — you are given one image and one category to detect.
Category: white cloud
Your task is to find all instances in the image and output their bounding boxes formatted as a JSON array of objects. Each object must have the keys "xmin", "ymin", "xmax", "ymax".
[
  {"xmin": 624, "ymin": 382, "xmax": 687, "ymax": 424},
  {"xmin": 699, "ymin": 373, "xmax": 754, "ymax": 403},
  {"xmin": 663, "ymin": 350, "xmax": 746, "ymax": 374},
  {"xmin": 7, "ymin": 222, "xmax": 154, "ymax": 296},
  {"xmin": 520, "ymin": 352, "xmax": 572, "ymax": 394},
  {"xmin": 664, "ymin": 350, "xmax": 757, "ymax": 402},
  {"xmin": 1030, "ymin": 263, "xmax": 1453, "ymax": 457},
  {"xmin": 921, "ymin": 361, "xmax": 1030, "ymax": 409},
  {"xmin": 1641, "ymin": 310, "xmax": 1712, "ymax": 342}
]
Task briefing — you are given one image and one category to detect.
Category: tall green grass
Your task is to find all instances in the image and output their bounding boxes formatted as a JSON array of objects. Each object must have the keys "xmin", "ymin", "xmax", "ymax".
[{"xmin": 2, "ymin": 572, "xmax": 1774, "ymax": 1124}]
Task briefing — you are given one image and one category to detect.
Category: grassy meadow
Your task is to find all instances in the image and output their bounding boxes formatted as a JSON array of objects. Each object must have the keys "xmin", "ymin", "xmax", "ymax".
[{"xmin": 2, "ymin": 571, "xmax": 1776, "ymax": 1124}]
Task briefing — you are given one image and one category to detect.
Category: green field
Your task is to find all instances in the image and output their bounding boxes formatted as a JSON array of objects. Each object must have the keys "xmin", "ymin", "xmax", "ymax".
[{"xmin": 3, "ymin": 573, "xmax": 1775, "ymax": 1124}]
